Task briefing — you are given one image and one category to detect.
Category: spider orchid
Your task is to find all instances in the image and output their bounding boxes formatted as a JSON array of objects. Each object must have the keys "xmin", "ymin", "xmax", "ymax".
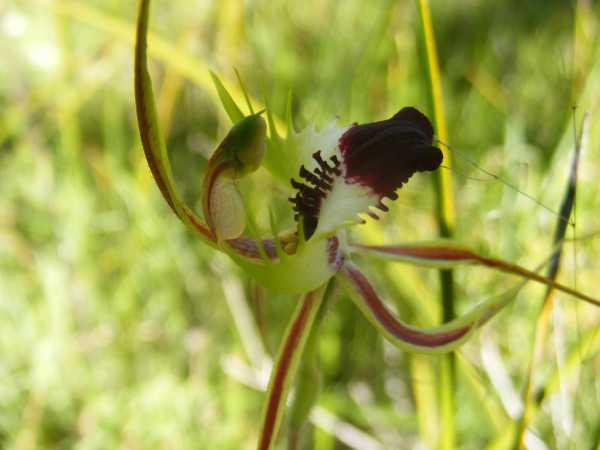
[{"xmin": 135, "ymin": 1, "xmax": 599, "ymax": 449}]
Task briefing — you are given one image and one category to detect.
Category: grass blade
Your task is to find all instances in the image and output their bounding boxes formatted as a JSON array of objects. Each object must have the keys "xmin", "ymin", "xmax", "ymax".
[
  {"xmin": 410, "ymin": 354, "xmax": 441, "ymax": 448},
  {"xmin": 53, "ymin": 0, "xmax": 285, "ymax": 131},
  {"xmin": 416, "ymin": 1, "xmax": 456, "ymax": 446},
  {"xmin": 536, "ymin": 324, "xmax": 600, "ymax": 403},
  {"xmin": 515, "ymin": 113, "xmax": 587, "ymax": 449},
  {"xmin": 416, "ymin": 0, "xmax": 453, "ymax": 225}
]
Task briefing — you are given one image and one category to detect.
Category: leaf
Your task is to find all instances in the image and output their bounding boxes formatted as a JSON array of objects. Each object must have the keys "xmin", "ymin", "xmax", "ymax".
[
  {"xmin": 515, "ymin": 112, "xmax": 587, "ymax": 449},
  {"xmin": 416, "ymin": 0, "xmax": 454, "ymax": 234},
  {"xmin": 410, "ymin": 354, "xmax": 440, "ymax": 449},
  {"xmin": 257, "ymin": 286, "xmax": 326, "ymax": 450},
  {"xmin": 351, "ymin": 241, "xmax": 600, "ymax": 307},
  {"xmin": 416, "ymin": 0, "xmax": 457, "ymax": 439},
  {"xmin": 538, "ymin": 324, "xmax": 600, "ymax": 402},
  {"xmin": 547, "ymin": 115, "xmax": 586, "ymax": 282}
]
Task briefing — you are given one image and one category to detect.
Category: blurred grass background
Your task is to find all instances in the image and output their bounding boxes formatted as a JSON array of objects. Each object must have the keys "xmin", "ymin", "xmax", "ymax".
[{"xmin": 1, "ymin": 1, "xmax": 600, "ymax": 449}]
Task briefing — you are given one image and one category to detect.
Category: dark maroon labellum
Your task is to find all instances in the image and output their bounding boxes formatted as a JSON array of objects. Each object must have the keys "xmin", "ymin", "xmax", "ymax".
[
  {"xmin": 289, "ymin": 151, "xmax": 342, "ymax": 240},
  {"xmin": 339, "ymin": 107, "xmax": 442, "ymax": 196},
  {"xmin": 290, "ymin": 107, "xmax": 442, "ymax": 241}
]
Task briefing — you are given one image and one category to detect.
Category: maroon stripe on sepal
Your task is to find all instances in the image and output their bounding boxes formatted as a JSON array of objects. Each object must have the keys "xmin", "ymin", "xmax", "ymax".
[
  {"xmin": 343, "ymin": 265, "xmax": 471, "ymax": 347},
  {"xmin": 258, "ymin": 292, "xmax": 318, "ymax": 450}
]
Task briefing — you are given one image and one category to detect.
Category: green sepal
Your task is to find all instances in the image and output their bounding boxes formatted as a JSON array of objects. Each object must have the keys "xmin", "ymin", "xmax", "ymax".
[
  {"xmin": 227, "ymin": 236, "xmax": 338, "ymax": 295},
  {"xmin": 210, "ymin": 70, "xmax": 245, "ymax": 123},
  {"xmin": 339, "ymin": 263, "xmax": 528, "ymax": 354},
  {"xmin": 350, "ymin": 240, "xmax": 600, "ymax": 307},
  {"xmin": 134, "ymin": 0, "xmax": 215, "ymax": 245}
]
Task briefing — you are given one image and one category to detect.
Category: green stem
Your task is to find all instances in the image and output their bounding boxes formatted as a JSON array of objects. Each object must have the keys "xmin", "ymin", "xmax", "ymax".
[{"xmin": 416, "ymin": 1, "xmax": 456, "ymax": 448}]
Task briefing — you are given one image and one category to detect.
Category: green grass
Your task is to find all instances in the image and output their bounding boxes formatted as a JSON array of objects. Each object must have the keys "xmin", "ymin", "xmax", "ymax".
[{"xmin": 1, "ymin": 1, "xmax": 600, "ymax": 449}]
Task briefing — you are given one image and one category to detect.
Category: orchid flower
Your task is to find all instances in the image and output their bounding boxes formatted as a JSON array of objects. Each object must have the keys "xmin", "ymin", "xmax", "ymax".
[{"xmin": 134, "ymin": 1, "xmax": 599, "ymax": 449}]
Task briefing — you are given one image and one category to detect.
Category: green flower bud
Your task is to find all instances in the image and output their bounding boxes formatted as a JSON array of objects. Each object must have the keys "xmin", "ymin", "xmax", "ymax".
[
  {"xmin": 213, "ymin": 112, "xmax": 267, "ymax": 177},
  {"xmin": 202, "ymin": 113, "xmax": 267, "ymax": 241}
]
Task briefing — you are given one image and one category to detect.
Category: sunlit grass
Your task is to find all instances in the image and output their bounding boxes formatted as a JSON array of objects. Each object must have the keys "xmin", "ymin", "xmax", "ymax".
[{"xmin": 1, "ymin": 1, "xmax": 599, "ymax": 449}]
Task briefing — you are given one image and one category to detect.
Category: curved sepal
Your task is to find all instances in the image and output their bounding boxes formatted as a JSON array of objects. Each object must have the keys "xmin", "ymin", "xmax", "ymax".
[
  {"xmin": 338, "ymin": 263, "xmax": 530, "ymax": 354},
  {"xmin": 257, "ymin": 286, "xmax": 326, "ymax": 450},
  {"xmin": 134, "ymin": 0, "xmax": 215, "ymax": 244},
  {"xmin": 351, "ymin": 241, "xmax": 600, "ymax": 307}
]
